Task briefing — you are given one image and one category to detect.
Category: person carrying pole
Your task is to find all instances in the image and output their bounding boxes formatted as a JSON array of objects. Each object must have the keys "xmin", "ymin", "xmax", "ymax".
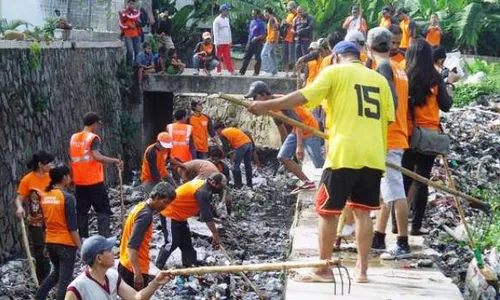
[
  {"xmin": 248, "ymin": 41, "xmax": 395, "ymax": 283},
  {"xmin": 118, "ymin": 182, "xmax": 177, "ymax": 290},
  {"xmin": 70, "ymin": 112, "xmax": 123, "ymax": 238},
  {"xmin": 14, "ymin": 151, "xmax": 54, "ymax": 284}
]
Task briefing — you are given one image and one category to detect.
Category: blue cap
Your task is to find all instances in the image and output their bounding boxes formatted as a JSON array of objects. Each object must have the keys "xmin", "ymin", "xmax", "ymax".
[
  {"xmin": 219, "ymin": 4, "xmax": 229, "ymax": 11},
  {"xmin": 332, "ymin": 41, "xmax": 360, "ymax": 55},
  {"xmin": 81, "ymin": 235, "xmax": 117, "ymax": 265}
]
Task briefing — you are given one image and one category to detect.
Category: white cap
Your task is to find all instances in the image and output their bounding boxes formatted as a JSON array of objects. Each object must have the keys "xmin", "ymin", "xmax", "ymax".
[{"xmin": 345, "ymin": 30, "xmax": 365, "ymax": 42}]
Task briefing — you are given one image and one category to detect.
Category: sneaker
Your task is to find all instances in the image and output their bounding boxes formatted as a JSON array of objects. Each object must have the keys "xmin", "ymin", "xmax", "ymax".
[
  {"xmin": 290, "ymin": 181, "xmax": 316, "ymax": 194},
  {"xmin": 371, "ymin": 234, "xmax": 386, "ymax": 253},
  {"xmin": 193, "ymin": 70, "xmax": 199, "ymax": 75},
  {"xmin": 339, "ymin": 224, "xmax": 355, "ymax": 237},
  {"xmin": 230, "ymin": 71, "xmax": 239, "ymax": 76},
  {"xmin": 380, "ymin": 243, "xmax": 412, "ymax": 260}
]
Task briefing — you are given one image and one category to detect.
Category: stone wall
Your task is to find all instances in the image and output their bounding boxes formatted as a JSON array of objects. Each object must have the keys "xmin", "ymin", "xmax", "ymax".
[{"xmin": 0, "ymin": 40, "xmax": 124, "ymax": 263}]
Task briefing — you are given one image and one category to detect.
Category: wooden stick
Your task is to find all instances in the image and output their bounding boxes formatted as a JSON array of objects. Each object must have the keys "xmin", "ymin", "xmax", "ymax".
[
  {"xmin": 167, "ymin": 259, "xmax": 341, "ymax": 276},
  {"xmin": 20, "ymin": 218, "xmax": 39, "ymax": 288},
  {"xmin": 118, "ymin": 155, "xmax": 125, "ymax": 228},
  {"xmin": 218, "ymin": 93, "xmax": 487, "ymax": 208},
  {"xmin": 442, "ymin": 156, "xmax": 476, "ymax": 250},
  {"xmin": 220, "ymin": 245, "xmax": 265, "ymax": 299}
]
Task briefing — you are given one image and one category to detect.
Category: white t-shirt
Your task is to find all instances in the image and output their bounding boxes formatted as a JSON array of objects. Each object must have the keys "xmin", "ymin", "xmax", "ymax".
[
  {"xmin": 213, "ymin": 15, "xmax": 232, "ymax": 45},
  {"xmin": 67, "ymin": 268, "xmax": 121, "ymax": 300},
  {"xmin": 348, "ymin": 17, "xmax": 362, "ymax": 32}
]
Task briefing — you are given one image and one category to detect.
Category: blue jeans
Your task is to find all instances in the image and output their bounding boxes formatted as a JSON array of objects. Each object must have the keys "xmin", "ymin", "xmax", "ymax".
[
  {"xmin": 192, "ymin": 151, "xmax": 208, "ymax": 159},
  {"xmin": 35, "ymin": 243, "xmax": 77, "ymax": 300},
  {"xmin": 193, "ymin": 56, "xmax": 219, "ymax": 71},
  {"xmin": 295, "ymin": 40, "xmax": 311, "ymax": 60},
  {"xmin": 261, "ymin": 43, "xmax": 278, "ymax": 74},
  {"xmin": 277, "ymin": 133, "xmax": 325, "ymax": 168},
  {"xmin": 124, "ymin": 36, "xmax": 141, "ymax": 67},
  {"xmin": 233, "ymin": 142, "xmax": 253, "ymax": 187}
]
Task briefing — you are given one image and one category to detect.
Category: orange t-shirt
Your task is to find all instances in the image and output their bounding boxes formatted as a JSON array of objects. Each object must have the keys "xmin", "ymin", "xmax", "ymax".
[
  {"xmin": 189, "ymin": 114, "xmax": 212, "ymax": 153},
  {"xmin": 408, "ymin": 85, "xmax": 441, "ymax": 132},
  {"xmin": 284, "ymin": 13, "xmax": 297, "ymax": 43},
  {"xmin": 140, "ymin": 143, "xmax": 169, "ymax": 183},
  {"xmin": 320, "ymin": 54, "xmax": 334, "ymax": 71},
  {"xmin": 266, "ymin": 16, "xmax": 279, "ymax": 44},
  {"xmin": 161, "ymin": 179, "xmax": 205, "ymax": 221},
  {"xmin": 391, "ymin": 52, "xmax": 405, "ymax": 64},
  {"xmin": 120, "ymin": 202, "xmax": 153, "ymax": 274},
  {"xmin": 122, "ymin": 19, "xmax": 140, "ymax": 38},
  {"xmin": 17, "ymin": 171, "xmax": 49, "ymax": 227},
  {"xmin": 400, "ymin": 17, "xmax": 412, "ymax": 49},
  {"xmin": 306, "ymin": 56, "xmax": 323, "ymax": 85},
  {"xmin": 425, "ymin": 26, "xmax": 441, "ymax": 47},
  {"xmin": 41, "ymin": 189, "xmax": 77, "ymax": 247},
  {"xmin": 387, "ymin": 61, "xmax": 409, "ymax": 149},
  {"xmin": 380, "ymin": 17, "xmax": 392, "ymax": 28},
  {"xmin": 360, "ymin": 52, "xmax": 368, "ymax": 63},
  {"xmin": 220, "ymin": 128, "xmax": 251, "ymax": 149}
]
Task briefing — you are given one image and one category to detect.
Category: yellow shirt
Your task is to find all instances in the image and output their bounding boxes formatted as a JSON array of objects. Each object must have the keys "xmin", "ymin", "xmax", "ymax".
[{"xmin": 300, "ymin": 62, "xmax": 395, "ymax": 171}]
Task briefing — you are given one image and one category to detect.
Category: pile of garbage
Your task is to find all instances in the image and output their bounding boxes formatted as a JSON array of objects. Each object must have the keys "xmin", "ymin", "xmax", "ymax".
[
  {"xmin": 0, "ymin": 149, "xmax": 296, "ymax": 299},
  {"xmin": 420, "ymin": 96, "xmax": 500, "ymax": 298}
]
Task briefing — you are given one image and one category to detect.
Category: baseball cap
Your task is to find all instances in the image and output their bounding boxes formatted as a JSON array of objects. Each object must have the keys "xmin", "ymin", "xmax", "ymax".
[
  {"xmin": 219, "ymin": 4, "xmax": 229, "ymax": 11},
  {"xmin": 367, "ymin": 27, "xmax": 392, "ymax": 52},
  {"xmin": 345, "ymin": 30, "xmax": 365, "ymax": 43},
  {"xmin": 333, "ymin": 41, "xmax": 360, "ymax": 55},
  {"xmin": 81, "ymin": 235, "xmax": 116, "ymax": 265},
  {"xmin": 202, "ymin": 32, "xmax": 211, "ymax": 40},
  {"xmin": 83, "ymin": 112, "xmax": 102, "ymax": 126},
  {"xmin": 244, "ymin": 81, "xmax": 271, "ymax": 99},
  {"xmin": 308, "ymin": 41, "xmax": 320, "ymax": 50},
  {"xmin": 208, "ymin": 173, "xmax": 228, "ymax": 189},
  {"xmin": 157, "ymin": 132, "xmax": 173, "ymax": 149}
]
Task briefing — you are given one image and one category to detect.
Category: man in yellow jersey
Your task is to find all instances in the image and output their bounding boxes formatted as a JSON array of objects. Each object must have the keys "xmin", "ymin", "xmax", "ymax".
[{"xmin": 248, "ymin": 41, "xmax": 394, "ymax": 283}]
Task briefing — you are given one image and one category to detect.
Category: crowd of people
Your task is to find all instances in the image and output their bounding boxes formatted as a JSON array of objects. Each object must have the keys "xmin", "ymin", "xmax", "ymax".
[{"xmin": 12, "ymin": 1, "xmax": 465, "ymax": 298}]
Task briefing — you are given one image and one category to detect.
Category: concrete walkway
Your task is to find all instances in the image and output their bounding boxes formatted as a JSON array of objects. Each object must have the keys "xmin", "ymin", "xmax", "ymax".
[{"xmin": 284, "ymin": 161, "xmax": 463, "ymax": 300}]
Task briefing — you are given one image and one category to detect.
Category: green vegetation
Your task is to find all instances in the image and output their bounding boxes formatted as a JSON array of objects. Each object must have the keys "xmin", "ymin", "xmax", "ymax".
[
  {"xmin": 471, "ymin": 187, "xmax": 500, "ymax": 251},
  {"xmin": 28, "ymin": 41, "xmax": 41, "ymax": 72},
  {"xmin": 453, "ymin": 60, "xmax": 500, "ymax": 107},
  {"xmin": 0, "ymin": 19, "xmax": 30, "ymax": 34}
]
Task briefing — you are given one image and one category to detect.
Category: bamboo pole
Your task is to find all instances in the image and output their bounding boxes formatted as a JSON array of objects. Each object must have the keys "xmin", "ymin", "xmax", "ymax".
[
  {"xmin": 118, "ymin": 156, "xmax": 125, "ymax": 228},
  {"xmin": 20, "ymin": 218, "xmax": 39, "ymax": 288},
  {"xmin": 220, "ymin": 245, "xmax": 265, "ymax": 299},
  {"xmin": 218, "ymin": 93, "xmax": 487, "ymax": 208},
  {"xmin": 167, "ymin": 259, "xmax": 341, "ymax": 276}
]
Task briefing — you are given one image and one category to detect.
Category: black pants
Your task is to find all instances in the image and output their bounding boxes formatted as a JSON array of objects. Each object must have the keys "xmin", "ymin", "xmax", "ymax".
[
  {"xmin": 29, "ymin": 225, "xmax": 50, "ymax": 283},
  {"xmin": 401, "ymin": 149, "xmax": 437, "ymax": 231},
  {"xmin": 35, "ymin": 243, "xmax": 77, "ymax": 300},
  {"xmin": 75, "ymin": 182, "xmax": 112, "ymax": 238},
  {"xmin": 239, "ymin": 41, "xmax": 263, "ymax": 75},
  {"xmin": 155, "ymin": 218, "xmax": 197, "ymax": 269},
  {"xmin": 117, "ymin": 263, "xmax": 151, "ymax": 291}
]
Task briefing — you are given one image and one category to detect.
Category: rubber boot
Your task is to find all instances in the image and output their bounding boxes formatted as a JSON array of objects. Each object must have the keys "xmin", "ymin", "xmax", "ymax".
[
  {"xmin": 78, "ymin": 213, "xmax": 89, "ymax": 238},
  {"xmin": 97, "ymin": 213, "xmax": 111, "ymax": 237}
]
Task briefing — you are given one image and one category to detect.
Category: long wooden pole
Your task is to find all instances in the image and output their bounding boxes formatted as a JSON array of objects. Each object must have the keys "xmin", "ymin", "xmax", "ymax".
[
  {"xmin": 218, "ymin": 93, "xmax": 486, "ymax": 207},
  {"xmin": 118, "ymin": 155, "xmax": 125, "ymax": 228},
  {"xmin": 167, "ymin": 259, "xmax": 341, "ymax": 276},
  {"xmin": 20, "ymin": 218, "xmax": 39, "ymax": 288}
]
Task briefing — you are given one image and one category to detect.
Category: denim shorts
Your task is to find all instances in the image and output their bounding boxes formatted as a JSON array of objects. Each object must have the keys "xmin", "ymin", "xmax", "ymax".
[{"xmin": 277, "ymin": 133, "xmax": 325, "ymax": 168}]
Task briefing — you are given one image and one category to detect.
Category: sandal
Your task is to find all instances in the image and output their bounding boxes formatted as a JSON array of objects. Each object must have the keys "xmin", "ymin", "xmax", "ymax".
[{"xmin": 293, "ymin": 270, "xmax": 335, "ymax": 283}]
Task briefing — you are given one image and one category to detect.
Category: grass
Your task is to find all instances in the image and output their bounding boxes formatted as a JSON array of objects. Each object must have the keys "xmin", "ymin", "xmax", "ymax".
[
  {"xmin": 453, "ymin": 60, "xmax": 500, "ymax": 107},
  {"xmin": 471, "ymin": 187, "xmax": 500, "ymax": 251}
]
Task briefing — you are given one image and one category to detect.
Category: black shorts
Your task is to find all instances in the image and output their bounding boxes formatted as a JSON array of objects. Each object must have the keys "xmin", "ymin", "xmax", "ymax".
[{"xmin": 315, "ymin": 167, "xmax": 382, "ymax": 216}]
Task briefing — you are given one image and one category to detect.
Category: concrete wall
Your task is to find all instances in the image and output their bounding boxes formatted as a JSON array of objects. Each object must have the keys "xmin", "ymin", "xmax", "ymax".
[{"xmin": 0, "ymin": 40, "xmax": 124, "ymax": 263}]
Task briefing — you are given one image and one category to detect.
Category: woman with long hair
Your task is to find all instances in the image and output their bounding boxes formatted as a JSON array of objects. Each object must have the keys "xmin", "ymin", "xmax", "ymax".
[
  {"xmin": 402, "ymin": 38, "xmax": 452, "ymax": 235},
  {"xmin": 14, "ymin": 151, "xmax": 54, "ymax": 283},
  {"xmin": 35, "ymin": 165, "xmax": 81, "ymax": 300}
]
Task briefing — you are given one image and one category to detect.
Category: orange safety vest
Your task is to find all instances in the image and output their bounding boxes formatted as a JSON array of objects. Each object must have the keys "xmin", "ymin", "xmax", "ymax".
[
  {"xmin": 119, "ymin": 202, "xmax": 153, "ymax": 274},
  {"xmin": 161, "ymin": 179, "xmax": 205, "ymax": 221},
  {"xmin": 220, "ymin": 128, "xmax": 251, "ymax": 149},
  {"xmin": 69, "ymin": 132, "xmax": 104, "ymax": 186},
  {"xmin": 380, "ymin": 16, "xmax": 392, "ymax": 28},
  {"xmin": 166, "ymin": 123, "xmax": 193, "ymax": 163},
  {"xmin": 141, "ymin": 143, "xmax": 169, "ymax": 183},
  {"xmin": 189, "ymin": 114, "xmax": 211, "ymax": 153},
  {"xmin": 409, "ymin": 85, "xmax": 441, "ymax": 132},
  {"xmin": 41, "ymin": 189, "xmax": 77, "ymax": 247},
  {"xmin": 425, "ymin": 26, "xmax": 441, "ymax": 47}
]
